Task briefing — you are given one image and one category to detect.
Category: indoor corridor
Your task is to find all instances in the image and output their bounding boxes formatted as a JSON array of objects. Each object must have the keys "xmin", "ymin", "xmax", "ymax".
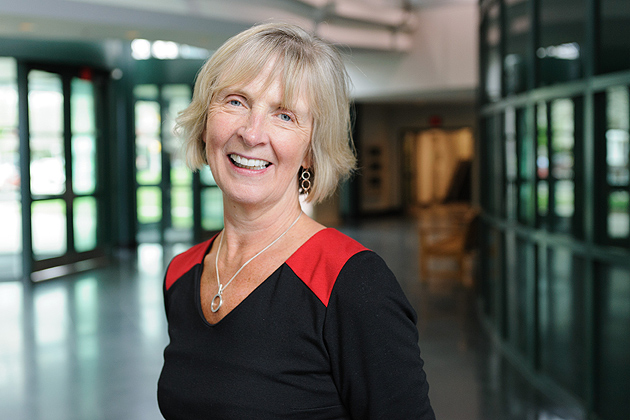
[{"xmin": 0, "ymin": 216, "xmax": 583, "ymax": 420}]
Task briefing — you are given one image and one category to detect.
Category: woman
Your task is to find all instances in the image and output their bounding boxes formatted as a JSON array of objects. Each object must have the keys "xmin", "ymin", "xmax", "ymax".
[{"xmin": 158, "ymin": 22, "xmax": 435, "ymax": 419}]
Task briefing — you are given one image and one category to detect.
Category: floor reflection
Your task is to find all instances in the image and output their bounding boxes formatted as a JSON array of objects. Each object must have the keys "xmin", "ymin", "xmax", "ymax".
[{"xmin": 0, "ymin": 216, "xmax": 583, "ymax": 420}]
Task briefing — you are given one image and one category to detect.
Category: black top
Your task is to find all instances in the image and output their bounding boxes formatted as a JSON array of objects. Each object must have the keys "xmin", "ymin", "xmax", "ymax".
[{"xmin": 158, "ymin": 228, "xmax": 435, "ymax": 419}]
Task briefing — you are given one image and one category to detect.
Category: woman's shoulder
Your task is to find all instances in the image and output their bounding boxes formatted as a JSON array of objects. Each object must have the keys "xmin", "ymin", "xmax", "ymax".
[
  {"xmin": 286, "ymin": 228, "xmax": 374, "ymax": 306},
  {"xmin": 165, "ymin": 236, "xmax": 216, "ymax": 291}
]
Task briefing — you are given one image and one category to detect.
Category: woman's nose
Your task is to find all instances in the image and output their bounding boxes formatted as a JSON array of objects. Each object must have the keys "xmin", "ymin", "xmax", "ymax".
[{"xmin": 238, "ymin": 111, "xmax": 266, "ymax": 147}]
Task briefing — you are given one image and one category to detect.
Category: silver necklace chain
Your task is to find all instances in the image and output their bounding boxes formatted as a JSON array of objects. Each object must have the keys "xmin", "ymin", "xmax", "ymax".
[{"xmin": 211, "ymin": 211, "xmax": 303, "ymax": 313}]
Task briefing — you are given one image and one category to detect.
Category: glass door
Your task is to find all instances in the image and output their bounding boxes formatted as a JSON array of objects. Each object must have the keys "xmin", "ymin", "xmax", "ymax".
[
  {"xmin": 28, "ymin": 70, "xmax": 67, "ymax": 261},
  {"xmin": 26, "ymin": 66, "xmax": 103, "ymax": 277},
  {"xmin": 134, "ymin": 84, "xmax": 223, "ymax": 244},
  {"xmin": 0, "ymin": 58, "xmax": 21, "ymax": 280}
]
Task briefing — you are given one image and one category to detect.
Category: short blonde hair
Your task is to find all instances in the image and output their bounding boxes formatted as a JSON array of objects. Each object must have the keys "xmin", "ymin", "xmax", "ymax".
[{"xmin": 176, "ymin": 22, "xmax": 356, "ymax": 203}]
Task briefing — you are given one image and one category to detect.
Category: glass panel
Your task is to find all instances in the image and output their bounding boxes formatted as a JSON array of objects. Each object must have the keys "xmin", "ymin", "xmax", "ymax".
[
  {"xmin": 504, "ymin": 0, "xmax": 530, "ymax": 95},
  {"xmin": 71, "ymin": 78, "xmax": 97, "ymax": 195},
  {"xmin": 163, "ymin": 85, "xmax": 192, "ymax": 188},
  {"xmin": 538, "ymin": 0, "xmax": 585, "ymax": 85},
  {"xmin": 0, "ymin": 132, "xmax": 20, "ymax": 193},
  {"xmin": 551, "ymin": 99, "xmax": 575, "ymax": 180},
  {"xmin": 537, "ymin": 245, "xmax": 549, "ymax": 346},
  {"xmin": 537, "ymin": 181, "xmax": 549, "ymax": 217},
  {"xmin": 71, "ymin": 78, "xmax": 94, "ymax": 135},
  {"xmin": 515, "ymin": 239, "xmax": 535, "ymax": 355},
  {"xmin": 505, "ymin": 108, "xmax": 518, "ymax": 182},
  {"xmin": 536, "ymin": 103, "xmax": 549, "ymax": 223},
  {"xmin": 596, "ymin": 265, "xmax": 630, "ymax": 420},
  {"xmin": 518, "ymin": 108, "xmax": 535, "ymax": 180},
  {"xmin": 540, "ymin": 248, "xmax": 586, "ymax": 399},
  {"xmin": 554, "ymin": 180, "xmax": 575, "ymax": 217},
  {"xmin": 137, "ymin": 186, "xmax": 161, "ymax": 225},
  {"xmin": 490, "ymin": 115, "xmax": 504, "ymax": 217},
  {"xmin": 519, "ymin": 183, "xmax": 534, "ymax": 224},
  {"xmin": 135, "ymin": 99, "xmax": 161, "ymax": 185},
  {"xmin": 518, "ymin": 107, "xmax": 535, "ymax": 224},
  {"xmin": 32, "ymin": 199, "xmax": 67, "ymax": 259},
  {"xmin": 551, "ymin": 99, "xmax": 575, "ymax": 232},
  {"xmin": 505, "ymin": 108, "xmax": 517, "ymax": 220},
  {"xmin": 0, "ymin": 57, "xmax": 21, "ymax": 279},
  {"xmin": 171, "ymin": 187, "xmax": 192, "ymax": 229},
  {"xmin": 0, "ymin": 58, "xmax": 18, "ymax": 130},
  {"xmin": 482, "ymin": 4, "xmax": 501, "ymax": 102},
  {"xmin": 201, "ymin": 188, "xmax": 223, "ymax": 231},
  {"xmin": 73, "ymin": 197, "xmax": 97, "ymax": 252},
  {"xmin": 29, "ymin": 70, "xmax": 65, "ymax": 196},
  {"xmin": 72, "ymin": 135, "xmax": 96, "ymax": 195},
  {"xmin": 600, "ymin": 0, "xmax": 630, "ymax": 74},
  {"xmin": 608, "ymin": 191, "xmax": 629, "ymax": 238},
  {"xmin": 606, "ymin": 87, "xmax": 629, "ymax": 187}
]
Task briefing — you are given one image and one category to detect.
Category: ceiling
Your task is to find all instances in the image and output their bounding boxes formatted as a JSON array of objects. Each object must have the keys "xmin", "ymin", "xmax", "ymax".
[
  {"xmin": 0, "ymin": 0, "xmax": 479, "ymax": 102},
  {"xmin": 0, "ymin": 0, "xmax": 475, "ymax": 52}
]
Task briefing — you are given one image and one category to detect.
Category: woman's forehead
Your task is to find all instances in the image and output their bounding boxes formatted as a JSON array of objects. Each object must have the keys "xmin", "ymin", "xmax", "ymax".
[{"xmin": 216, "ymin": 61, "xmax": 312, "ymax": 109}]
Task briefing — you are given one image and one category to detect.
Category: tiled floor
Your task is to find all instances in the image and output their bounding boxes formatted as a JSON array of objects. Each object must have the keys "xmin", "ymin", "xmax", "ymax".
[{"xmin": 0, "ymin": 216, "xmax": 580, "ymax": 420}]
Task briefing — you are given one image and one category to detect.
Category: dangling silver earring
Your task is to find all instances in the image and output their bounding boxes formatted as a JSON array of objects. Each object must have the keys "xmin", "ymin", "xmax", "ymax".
[{"xmin": 300, "ymin": 168, "xmax": 312, "ymax": 196}]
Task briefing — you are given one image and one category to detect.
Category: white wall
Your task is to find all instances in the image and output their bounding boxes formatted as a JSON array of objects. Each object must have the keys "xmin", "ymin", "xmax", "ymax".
[{"xmin": 346, "ymin": 3, "xmax": 478, "ymax": 101}]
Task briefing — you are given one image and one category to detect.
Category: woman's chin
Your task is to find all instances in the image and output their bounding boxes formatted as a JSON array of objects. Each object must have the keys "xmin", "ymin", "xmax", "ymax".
[{"xmin": 223, "ymin": 188, "xmax": 298, "ymax": 210}]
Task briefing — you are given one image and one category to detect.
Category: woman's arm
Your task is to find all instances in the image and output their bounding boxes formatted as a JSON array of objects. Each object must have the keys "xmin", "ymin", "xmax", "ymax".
[{"xmin": 324, "ymin": 251, "xmax": 436, "ymax": 420}]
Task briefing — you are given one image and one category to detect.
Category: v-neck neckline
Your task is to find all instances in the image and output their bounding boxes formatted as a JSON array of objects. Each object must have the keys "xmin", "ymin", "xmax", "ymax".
[{"xmin": 195, "ymin": 228, "xmax": 332, "ymax": 327}]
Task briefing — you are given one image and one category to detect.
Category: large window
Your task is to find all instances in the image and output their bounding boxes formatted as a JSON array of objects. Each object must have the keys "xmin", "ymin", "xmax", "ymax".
[{"xmin": 479, "ymin": 3, "xmax": 630, "ymax": 420}]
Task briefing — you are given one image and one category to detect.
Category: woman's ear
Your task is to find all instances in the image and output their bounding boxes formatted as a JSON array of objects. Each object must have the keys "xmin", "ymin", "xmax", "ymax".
[
  {"xmin": 301, "ymin": 146, "xmax": 313, "ymax": 169},
  {"xmin": 201, "ymin": 110, "xmax": 210, "ymax": 144}
]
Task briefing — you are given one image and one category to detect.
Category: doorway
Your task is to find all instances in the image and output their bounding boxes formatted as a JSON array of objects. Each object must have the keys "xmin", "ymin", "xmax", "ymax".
[
  {"xmin": 403, "ymin": 127, "xmax": 474, "ymax": 209},
  {"xmin": 24, "ymin": 65, "xmax": 107, "ymax": 279},
  {"xmin": 133, "ymin": 84, "xmax": 223, "ymax": 244}
]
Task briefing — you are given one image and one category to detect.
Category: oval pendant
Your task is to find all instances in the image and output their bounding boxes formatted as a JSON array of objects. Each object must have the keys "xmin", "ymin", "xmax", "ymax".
[{"xmin": 210, "ymin": 292, "xmax": 223, "ymax": 313}]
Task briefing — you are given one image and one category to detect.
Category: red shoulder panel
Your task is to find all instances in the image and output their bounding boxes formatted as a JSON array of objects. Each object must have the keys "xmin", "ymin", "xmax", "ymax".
[
  {"xmin": 165, "ymin": 237, "xmax": 214, "ymax": 290},
  {"xmin": 286, "ymin": 228, "xmax": 368, "ymax": 307}
]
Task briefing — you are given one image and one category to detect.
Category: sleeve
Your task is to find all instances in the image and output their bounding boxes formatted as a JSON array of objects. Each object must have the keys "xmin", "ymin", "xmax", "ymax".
[
  {"xmin": 163, "ymin": 272, "xmax": 169, "ymax": 319},
  {"xmin": 324, "ymin": 251, "xmax": 436, "ymax": 420}
]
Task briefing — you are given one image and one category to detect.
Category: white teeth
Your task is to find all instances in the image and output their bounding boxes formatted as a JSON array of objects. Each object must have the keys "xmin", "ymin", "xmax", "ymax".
[{"xmin": 229, "ymin": 154, "xmax": 270, "ymax": 170}]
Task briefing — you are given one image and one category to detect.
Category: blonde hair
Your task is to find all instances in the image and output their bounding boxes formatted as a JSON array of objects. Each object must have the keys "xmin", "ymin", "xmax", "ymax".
[{"xmin": 176, "ymin": 22, "xmax": 356, "ymax": 203}]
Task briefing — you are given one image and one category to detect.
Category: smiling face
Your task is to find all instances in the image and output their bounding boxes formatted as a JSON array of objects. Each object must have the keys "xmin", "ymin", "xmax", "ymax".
[{"xmin": 203, "ymin": 63, "xmax": 313, "ymax": 210}]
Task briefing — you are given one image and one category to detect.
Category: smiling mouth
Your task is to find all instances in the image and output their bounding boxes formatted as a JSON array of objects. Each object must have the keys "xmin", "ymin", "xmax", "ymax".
[{"xmin": 229, "ymin": 154, "xmax": 271, "ymax": 170}]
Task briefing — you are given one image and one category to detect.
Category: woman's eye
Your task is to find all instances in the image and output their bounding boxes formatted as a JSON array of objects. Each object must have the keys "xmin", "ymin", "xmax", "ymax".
[
  {"xmin": 279, "ymin": 113, "xmax": 293, "ymax": 122},
  {"xmin": 228, "ymin": 99, "xmax": 242, "ymax": 106}
]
